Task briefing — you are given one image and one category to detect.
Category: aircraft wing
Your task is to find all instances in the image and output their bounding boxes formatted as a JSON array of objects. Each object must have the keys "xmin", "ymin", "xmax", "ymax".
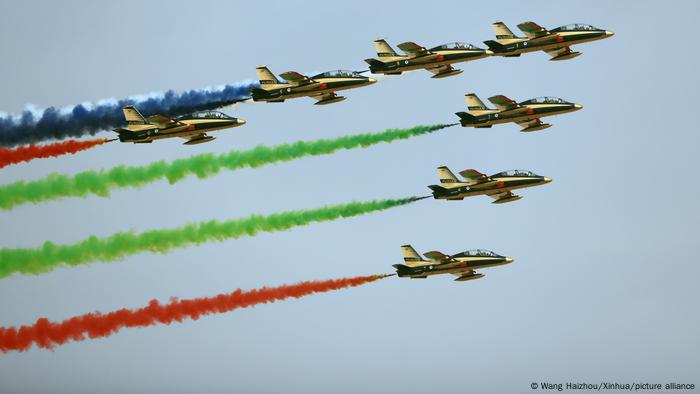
[
  {"xmin": 426, "ymin": 64, "xmax": 455, "ymax": 76},
  {"xmin": 488, "ymin": 95, "xmax": 519, "ymax": 111},
  {"xmin": 451, "ymin": 269, "xmax": 474, "ymax": 277},
  {"xmin": 397, "ymin": 41, "xmax": 432, "ymax": 58},
  {"xmin": 458, "ymin": 169, "xmax": 492, "ymax": 185},
  {"xmin": 311, "ymin": 92, "xmax": 339, "ymax": 102},
  {"xmin": 145, "ymin": 114, "xmax": 182, "ymax": 128},
  {"xmin": 487, "ymin": 190, "xmax": 516, "ymax": 201},
  {"xmin": 544, "ymin": 46, "xmax": 574, "ymax": 59},
  {"xmin": 516, "ymin": 118, "xmax": 544, "ymax": 128},
  {"xmin": 279, "ymin": 71, "xmax": 316, "ymax": 85},
  {"xmin": 423, "ymin": 250, "xmax": 459, "ymax": 264},
  {"xmin": 516, "ymin": 21, "xmax": 550, "ymax": 39}
]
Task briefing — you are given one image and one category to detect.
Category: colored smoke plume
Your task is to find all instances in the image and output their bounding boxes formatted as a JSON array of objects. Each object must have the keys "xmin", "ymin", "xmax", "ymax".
[
  {"xmin": 0, "ymin": 81, "xmax": 256, "ymax": 147},
  {"xmin": 0, "ymin": 197, "xmax": 423, "ymax": 279},
  {"xmin": 0, "ymin": 124, "xmax": 454, "ymax": 210},
  {"xmin": 0, "ymin": 274, "xmax": 390, "ymax": 352},
  {"xmin": 0, "ymin": 139, "xmax": 113, "ymax": 169}
]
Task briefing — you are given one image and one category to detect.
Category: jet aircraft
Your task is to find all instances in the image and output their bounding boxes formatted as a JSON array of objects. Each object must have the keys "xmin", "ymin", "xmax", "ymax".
[
  {"xmin": 250, "ymin": 65, "xmax": 376, "ymax": 105},
  {"xmin": 483, "ymin": 21, "xmax": 613, "ymax": 60},
  {"xmin": 114, "ymin": 105, "xmax": 245, "ymax": 145},
  {"xmin": 364, "ymin": 39, "xmax": 492, "ymax": 78},
  {"xmin": 393, "ymin": 245, "xmax": 513, "ymax": 282},
  {"xmin": 428, "ymin": 166, "xmax": 551, "ymax": 204},
  {"xmin": 456, "ymin": 93, "xmax": 582, "ymax": 132}
]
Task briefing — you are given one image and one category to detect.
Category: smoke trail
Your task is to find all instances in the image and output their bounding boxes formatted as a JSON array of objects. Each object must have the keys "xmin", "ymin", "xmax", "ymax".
[
  {"xmin": 0, "ymin": 124, "xmax": 453, "ymax": 211},
  {"xmin": 0, "ymin": 139, "xmax": 113, "ymax": 169},
  {"xmin": 0, "ymin": 81, "xmax": 256, "ymax": 147},
  {"xmin": 0, "ymin": 274, "xmax": 390, "ymax": 352},
  {"xmin": 0, "ymin": 197, "xmax": 424, "ymax": 279}
]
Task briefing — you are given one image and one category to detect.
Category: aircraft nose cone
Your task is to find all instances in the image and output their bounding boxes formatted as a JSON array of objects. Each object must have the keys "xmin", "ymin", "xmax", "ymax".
[
  {"xmin": 543, "ymin": 177, "xmax": 552, "ymax": 183},
  {"xmin": 605, "ymin": 30, "xmax": 615, "ymax": 37},
  {"xmin": 505, "ymin": 257, "xmax": 514, "ymax": 263},
  {"xmin": 367, "ymin": 78, "xmax": 377, "ymax": 84},
  {"xmin": 236, "ymin": 118, "xmax": 246, "ymax": 125},
  {"xmin": 574, "ymin": 103, "xmax": 583, "ymax": 110}
]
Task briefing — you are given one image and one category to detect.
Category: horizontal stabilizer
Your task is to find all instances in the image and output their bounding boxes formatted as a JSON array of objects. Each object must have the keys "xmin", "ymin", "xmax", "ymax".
[
  {"xmin": 364, "ymin": 58, "xmax": 385, "ymax": 67},
  {"xmin": 455, "ymin": 112, "xmax": 478, "ymax": 125},
  {"xmin": 428, "ymin": 184, "xmax": 449, "ymax": 194},
  {"xmin": 114, "ymin": 128, "xmax": 134, "ymax": 136},
  {"xmin": 483, "ymin": 40, "xmax": 506, "ymax": 51},
  {"xmin": 249, "ymin": 87, "xmax": 271, "ymax": 97}
]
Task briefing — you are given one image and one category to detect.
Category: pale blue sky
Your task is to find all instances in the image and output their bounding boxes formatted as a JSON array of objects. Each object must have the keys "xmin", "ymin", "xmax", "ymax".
[{"xmin": 0, "ymin": 1, "xmax": 698, "ymax": 393}]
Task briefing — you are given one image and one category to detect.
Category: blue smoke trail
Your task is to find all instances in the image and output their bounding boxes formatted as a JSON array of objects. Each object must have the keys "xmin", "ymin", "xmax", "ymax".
[{"xmin": 0, "ymin": 81, "xmax": 258, "ymax": 147}]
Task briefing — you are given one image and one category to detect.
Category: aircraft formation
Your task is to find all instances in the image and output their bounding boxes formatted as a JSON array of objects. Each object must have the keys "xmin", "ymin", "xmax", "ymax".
[
  {"xmin": 113, "ymin": 20, "xmax": 610, "ymax": 145},
  {"xmin": 107, "ymin": 20, "xmax": 611, "ymax": 282},
  {"xmin": 0, "ymin": 19, "xmax": 614, "ymax": 352}
]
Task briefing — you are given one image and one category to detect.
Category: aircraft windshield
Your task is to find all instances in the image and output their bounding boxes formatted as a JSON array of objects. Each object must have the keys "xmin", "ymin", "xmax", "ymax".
[
  {"xmin": 551, "ymin": 24, "xmax": 600, "ymax": 32},
  {"xmin": 312, "ymin": 70, "xmax": 363, "ymax": 79},
  {"xmin": 452, "ymin": 249, "xmax": 501, "ymax": 258},
  {"xmin": 491, "ymin": 169, "xmax": 539, "ymax": 177},
  {"xmin": 430, "ymin": 42, "xmax": 479, "ymax": 51},
  {"xmin": 177, "ymin": 111, "xmax": 232, "ymax": 119},
  {"xmin": 519, "ymin": 97, "xmax": 570, "ymax": 105}
]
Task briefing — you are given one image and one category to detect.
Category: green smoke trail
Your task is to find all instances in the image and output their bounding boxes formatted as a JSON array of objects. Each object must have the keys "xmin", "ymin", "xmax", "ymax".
[
  {"xmin": 0, "ymin": 196, "xmax": 425, "ymax": 279},
  {"xmin": 0, "ymin": 124, "xmax": 453, "ymax": 210}
]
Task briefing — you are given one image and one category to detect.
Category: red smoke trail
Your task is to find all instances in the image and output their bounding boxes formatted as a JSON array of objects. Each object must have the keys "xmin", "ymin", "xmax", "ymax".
[
  {"xmin": 0, "ymin": 138, "xmax": 113, "ymax": 169},
  {"xmin": 0, "ymin": 274, "xmax": 389, "ymax": 353}
]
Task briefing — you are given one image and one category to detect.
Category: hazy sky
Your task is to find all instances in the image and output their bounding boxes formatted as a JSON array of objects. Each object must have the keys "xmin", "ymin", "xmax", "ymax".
[{"xmin": 1, "ymin": 1, "xmax": 698, "ymax": 393}]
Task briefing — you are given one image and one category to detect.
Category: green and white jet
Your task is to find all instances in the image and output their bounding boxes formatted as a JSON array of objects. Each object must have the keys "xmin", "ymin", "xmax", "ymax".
[
  {"xmin": 393, "ymin": 245, "xmax": 513, "ymax": 282},
  {"xmin": 484, "ymin": 21, "xmax": 613, "ymax": 60},
  {"xmin": 428, "ymin": 166, "xmax": 551, "ymax": 204},
  {"xmin": 456, "ymin": 93, "xmax": 582, "ymax": 132}
]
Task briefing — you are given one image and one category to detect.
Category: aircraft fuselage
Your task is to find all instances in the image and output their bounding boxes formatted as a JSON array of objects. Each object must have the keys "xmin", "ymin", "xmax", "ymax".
[
  {"xmin": 490, "ymin": 29, "xmax": 613, "ymax": 56},
  {"xmin": 370, "ymin": 49, "xmax": 490, "ymax": 74},
  {"xmin": 394, "ymin": 256, "xmax": 512, "ymax": 279},
  {"xmin": 118, "ymin": 117, "xmax": 245, "ymax": 143},
  {"xmin": 251, "ymin": 77, "xmax": 375, "ymax": 102},
  {"xmin": 432, "ymin": 176, "xmax": 551, "ymax": 200},
  {"xmin": 461, "ymin": 103, "xmax": 581, "ymax": 127}
]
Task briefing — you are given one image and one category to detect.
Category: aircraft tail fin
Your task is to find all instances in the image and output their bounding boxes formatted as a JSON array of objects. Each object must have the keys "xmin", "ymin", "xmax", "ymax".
[
  {"xmin": 436, "ymin": 166, "xmax": 460, "ymax": 184},
  {"xmin": 492, "ymin": 21, "xmax": 516, "ymax": 40},
  {"xmin": 464, "ymin": 93, "xmax": 488, "ymax": 111},
  {"xmin": 122, "ymin": 105, "xmax": 148, "ymax": 130},
  {"xmin": 400, "ymin": 244, "xmax": 424, "ymax": 263},
  {"xmin": 255, "ymin": 65, "xmax": 282, "ymax": 86},
  {"xmin": 374, "ymin": 39, "xmax": 398, "ymax": 57}
]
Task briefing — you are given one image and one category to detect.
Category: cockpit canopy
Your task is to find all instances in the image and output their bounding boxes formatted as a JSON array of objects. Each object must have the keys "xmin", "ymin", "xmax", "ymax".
[
  {"xmin": 519, "ymin": 96, "xmax": 570, "ymax": 105},
  {"xmin": 178, "ymin": 111, "xmax": 232, "ymax": 120},
  {"xmin": 452, "ymin": 249, "xmax": 502, "ymax": 258},
  {"xmin": 551, "ymin": 24, "xmax": 600, "ymax": 32},
  {"xmin": 491, "ymin": 169, "xmax": 539, "ymax": 178},
  {"xmin": 312, "ymin": 70, "xmax": 364, "ymax": 79},
  {"xmin": 430, "ymin": 42, "xmax": 480, "ymax": 51}
]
